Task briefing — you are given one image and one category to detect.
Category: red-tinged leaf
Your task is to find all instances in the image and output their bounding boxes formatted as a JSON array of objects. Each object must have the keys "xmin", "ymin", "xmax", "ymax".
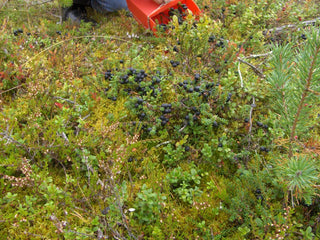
[
  {"xmin": 54, "ymin": 102, "xmax": 63, "ymax": 109},
  {"xmin": 91, "ymin": 92, "xmax": 97, "ymax": 100},
  {"xmin": 239, "ymin": 45, "xmax": 245, "ymax": 55}
]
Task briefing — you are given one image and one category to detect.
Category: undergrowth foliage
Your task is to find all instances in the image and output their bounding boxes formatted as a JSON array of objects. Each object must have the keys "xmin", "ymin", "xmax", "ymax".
[{"xmin": 1, "ymin": 0, "xmax": 320, "ymax": 239}]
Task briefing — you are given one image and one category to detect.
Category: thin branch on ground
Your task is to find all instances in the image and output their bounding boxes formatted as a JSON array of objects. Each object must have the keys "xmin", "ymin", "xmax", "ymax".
[
  {"xmin": 249, "ymin": 97, "xmax": 256, "ymax": 134},
  {"xmin": 179, "ymin": 123, "xmax": 188, "ymax": 132},
  {"xmin": 156, "ymin": 141, "xmax": 171, "ymax": 148},
  {"xmin": 53, "ymin": 96, "xmax": 78, "ymax": 105},
  {"xmin": 60, "ymin": 132, "xmax": 69, "ymax": 143},
  {"xmin": 0, "ymin": 128, "xmax": 32, "ymax": 157},
  {"xmin": 244, "ymin": 52, "xmax": 273, "ymax": 59},
  {"xmin": 238, "ymin": 61, "xmax": 243, "ymax": 88},
  {"xmin": 238, "ymin": 57, "xmax": 266, "ymax": 78},
  {"xmin": 267, "ymin": 17, "xmax": 320, "ymax": 34}
]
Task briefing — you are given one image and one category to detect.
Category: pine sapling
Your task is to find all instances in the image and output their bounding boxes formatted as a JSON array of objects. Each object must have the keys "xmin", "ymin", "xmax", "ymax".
[{"xmin": 268, "ymin": 29, "xmax": 320, "ymax": 157}]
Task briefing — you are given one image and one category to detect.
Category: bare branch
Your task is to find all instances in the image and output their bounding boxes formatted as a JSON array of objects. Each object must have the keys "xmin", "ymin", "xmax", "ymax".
[
  {"xmin": 53, "ymin": 96, "xmax": 78, "ymax": 105},
  {"xmin": 238, "ymin": 57, "xmax": 266, "ymax": 78},
  {"xmin": 155, "ymin": 141, "xmax": 171, "ymax": 148},
  {"xmin": 249, "ymin": 97, "xmax": 256, "ymax": 134},
  {"xmin": 60, "ymin": 132, "xmax": 69, "ymax": 143},
  {"xmin": 179, "ymin": 123, "xmax": 188, "ymax": 132},
  {"xmin": 267, "ymin": 17, "xmax": 320, "ymax": 34},
  {"xmin": 244, "ymin": 52, "xmax": 273, "ymax": 59},
  {"xmin": 238, "ymin": 61, "xmax": 243, "ymax": 88}
]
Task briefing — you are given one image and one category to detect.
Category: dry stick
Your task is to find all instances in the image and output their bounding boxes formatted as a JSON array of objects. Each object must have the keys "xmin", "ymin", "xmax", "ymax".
[
  {"xmin": 156, "ymin": 141, "xmax": 171, "ymax": 148},
  {"xmin": 249, "ymin": 97, "xmax": 256, "ymax": 134},
  {"xmin": 267, "ymin": 17, "xmax": 320, "ymax": 34},
  {"xmin": 238, "ymin": 52, "xmax": 272, "ymax": 87},
  {"xmin": 245, "ymin": 52, "xmax": 272, "ymax": 59},
  {"xmin": 237, "ymin": 57, "xmax": 266, "ymax": 78},
  {"xmin": 179, "ymin": 123, "xmax": 188, "ymax": 132},
  {"xmin": 53, "ymin": 96, "xmax": 78, "ymax": 105},
  {"xmin": 0, "ymin": 129, "xmax": 33, "ymax": 159},
  {"xmin": 238, "ymin": 61, "xmax": 243, "ymax": 88},
  {"xmin": 289, "ymin": 45, "xmax": 320, "ymax": 158}
]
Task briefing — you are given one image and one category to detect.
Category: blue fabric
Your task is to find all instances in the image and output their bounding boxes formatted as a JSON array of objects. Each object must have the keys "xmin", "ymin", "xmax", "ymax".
[{"xmin": 91, "ymin": 0, "xmax": 128, "ymax": 13}]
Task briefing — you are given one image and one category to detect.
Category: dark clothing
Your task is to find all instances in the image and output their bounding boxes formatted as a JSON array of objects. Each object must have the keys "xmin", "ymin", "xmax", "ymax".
[{"xmin": 72, "ymin": 0, "xmax": 128, "ymax": 12}]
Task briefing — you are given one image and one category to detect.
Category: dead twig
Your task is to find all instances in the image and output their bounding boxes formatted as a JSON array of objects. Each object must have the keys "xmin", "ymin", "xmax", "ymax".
[
  {"xmin": 244, "ymin": 52, "xmax": 272, "ymax": 59},
  {"xmin": 267, "ymin": 17, "xmax": 320, "ymax": 34},
  {"xmin": 238, "ymin": 61, "xmax": 244, "ymax": 88},
  {"xmin": 53, "ymin": 96, "xmax": 78, "ymax": 105},
  {"xmin": 179, "ymin": 123, "xmax": 188, "ymax": 132},
  {"xmin": 249, "ymin": 97, "xmax": 256, "ymax": 134},
  {"xmin": 156, "ymin": 141, "xmax": 171, "ymax": 148},
  {"xmin": 0, "ymin": 127, "xmax": 32, "ymax": 158},
  {"xmin": 237, "ymin": 57, "xmax": 266, "ymax": 78}
]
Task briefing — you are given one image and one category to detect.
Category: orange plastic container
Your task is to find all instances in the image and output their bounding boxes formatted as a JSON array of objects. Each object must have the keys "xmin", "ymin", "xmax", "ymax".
[{"xmin": 126, "ymin": 0, "xmax": 201, "ymax": 33}]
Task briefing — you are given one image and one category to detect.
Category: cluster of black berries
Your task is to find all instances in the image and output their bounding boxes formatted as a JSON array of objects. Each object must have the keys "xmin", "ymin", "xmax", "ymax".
[
  {"xmin": 104, "ymin": 67, "xmax": 162, "ymax": 100},
  {"xmin": 256, "ymin": 121, "xmax": 269, "ymax": 130},
  {"xmin": 157, "ymin": 3, "xmax": 190, "ymax": 31},
  {"xmin": 160, "ymin": 115, "xmax": 169, "ymax": 126},
  {"xmin": 255, "ymin": 189, "xmax": 264, "ymax": 204},
  {"xmin": 191, "ymin": 106, "xmax": 201, "ymax": 122},
  {"xmin": 170, "ymin": 60, "xmax": 180, "ymax": 68},
  {"xmin": 260, "ymin": 146, "xmax": 270, "ymax": 152},
  {"xmin": 119, "ymin": 74, "xmax": 129, "ymax": 84},
  {"xmin": 133, "ymin": 69, "xmax": 148, "ymax": 83},
  {"xmin": 159, "ymin": 23, "xmax": 168, "ymax": 31},
  {"xmin": 177, "ymin": 73, "xmax": 216, "ymax": 102},
  {"xmin": 161, "ymin": 103, "xmax": 172, "ymax": 114},
  {"xmin": 159, "ymin": 103, "xmax": 172, "ymax": 126},
  {"xmin": 208, "ymin": 34, "xmax": 226, "ymax": 48},
  {"xmin": 104, "ymin": 70, "xmax": 113, "ymax": 80},
  {"xmin": 168, "ymin": 4, "xmax": 188, "ymax": 24},
  {"xmin": 208, "ymin": 35, "xmax": 215, "ymax": 43},
  {"xmin": 134, "ymin": 97, "xmax": 144, "ymax": 108},
  {"xmin": 135, "ymin": 97, "xmax": 146, "ymax": 121},
  {"xmin": 13, "ymin": 28, "xmax": 23, "ymax": 36},
  {"xmin": 182, "ymin": 106, "xmax": 201, "ymax": 126}
]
